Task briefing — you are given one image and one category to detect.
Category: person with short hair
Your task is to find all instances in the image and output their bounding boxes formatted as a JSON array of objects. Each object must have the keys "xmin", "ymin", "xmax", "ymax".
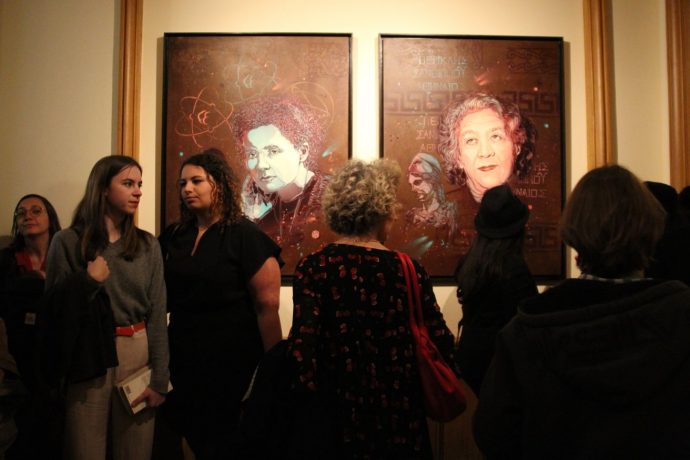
[
  {"xmin": 287, "ymin": 159, "xmax": 457, "ymax": 459},
  {"xmin": 474, "ymin": 165, "xmax": 690, "ymax": 459},
  {"xmin": 45, "ymin": 155, "xmax": 169, "ymax": 460}
]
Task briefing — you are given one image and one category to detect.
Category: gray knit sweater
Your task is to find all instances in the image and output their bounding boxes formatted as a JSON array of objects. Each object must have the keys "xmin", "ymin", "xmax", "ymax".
[{"xmin": 45, "ymin": 228, "xmax": 170, "ymax": 393}]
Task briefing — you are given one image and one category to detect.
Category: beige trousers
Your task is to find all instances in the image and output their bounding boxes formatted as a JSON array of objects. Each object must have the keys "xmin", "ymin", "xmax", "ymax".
[{"xmin": 64, "ymin": 329, "xmax": 155, "ymax": 460}]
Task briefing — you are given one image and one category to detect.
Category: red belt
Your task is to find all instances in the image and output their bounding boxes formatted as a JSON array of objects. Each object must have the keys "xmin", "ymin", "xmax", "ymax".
[{"xmin": 115, "ymin": 321, "xmax": 146, "ymax": 337}]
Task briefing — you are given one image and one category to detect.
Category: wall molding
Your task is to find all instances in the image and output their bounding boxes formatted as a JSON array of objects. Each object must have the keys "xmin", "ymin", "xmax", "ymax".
[
  {"xmin": 117, "ymin": 0, "xmax": 143, "ymax": 159},
  {"xmin": 667, "ymin": 0, "xmax": 690, "ymax": 189},
  {"xmin": 583, "ymin": 0, "xmax": 616, "ymax": 169}
]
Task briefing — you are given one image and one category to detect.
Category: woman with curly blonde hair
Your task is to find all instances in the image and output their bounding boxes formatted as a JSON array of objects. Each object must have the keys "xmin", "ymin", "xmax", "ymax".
[{"xmin": 287, "ymin": 159, "xmax": 457, "ymax": 459}]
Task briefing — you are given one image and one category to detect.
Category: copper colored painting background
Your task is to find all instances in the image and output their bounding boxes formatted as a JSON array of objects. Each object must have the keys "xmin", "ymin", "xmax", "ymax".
[
  {"xmin": 381, "ymin": 36, "xmax": 564, "ymax": 280},
  {"xmin": 164, "ymin": 34, "xmax": 351, "ymax": 276}
]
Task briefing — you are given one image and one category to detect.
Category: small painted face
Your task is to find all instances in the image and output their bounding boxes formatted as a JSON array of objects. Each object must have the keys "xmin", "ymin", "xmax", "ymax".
[
  {"xmin": 105, "ymin": 165, "xmax": 142, "ymax": 218},
  {"xmin": 408, "ymin": 173, "xmax": 434, "ymax": 203},
  {"xmin": 14, "ymin": 197, "xmax": 50, "ymax": 238},
  {"xmin": 457, "ymin": 108, "xmax": 516, "ymax": 201},
  {"xmin": 244, "ymin": 124, "xmax": 305, "ymax": 194},
  {"xmin": 179, "ymin": 165, "xmax": 216, "ymax": 213}
]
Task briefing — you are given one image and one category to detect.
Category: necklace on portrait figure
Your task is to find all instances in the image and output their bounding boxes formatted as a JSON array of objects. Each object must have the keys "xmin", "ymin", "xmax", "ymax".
[{"xmin": 273, "ymin": 192, "xmax": 305, "ymax": 245}]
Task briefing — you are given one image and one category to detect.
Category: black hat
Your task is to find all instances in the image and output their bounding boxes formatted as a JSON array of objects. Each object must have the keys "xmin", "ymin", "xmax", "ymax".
[{"xmin": 475, "ymin": 184, "xmax": 529, "ymax": 238}]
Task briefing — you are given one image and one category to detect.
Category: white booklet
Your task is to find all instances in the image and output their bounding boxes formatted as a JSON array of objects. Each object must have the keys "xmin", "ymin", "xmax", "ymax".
[{"xmin": 115, "ymin": 366, "xmax": 172, "ymax": 415}]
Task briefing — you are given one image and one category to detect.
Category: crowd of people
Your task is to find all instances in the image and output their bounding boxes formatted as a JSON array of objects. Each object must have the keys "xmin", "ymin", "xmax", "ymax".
[{"xmin": 2, "ymin": 136, "xmax": 690, "ymax": 458}]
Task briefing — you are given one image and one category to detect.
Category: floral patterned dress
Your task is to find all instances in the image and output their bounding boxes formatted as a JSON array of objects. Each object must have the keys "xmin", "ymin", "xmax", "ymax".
[{"xmin": 288, "ymin": 243, "xmax": 456, "ymax": 460}]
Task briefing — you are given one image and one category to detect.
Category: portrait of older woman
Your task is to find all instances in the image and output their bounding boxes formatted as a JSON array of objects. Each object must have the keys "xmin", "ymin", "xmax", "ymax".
[
  {"xmin": 438, "ymin": 92, "xmax": 536, "ymax": 202},
  {"xmin": 230, "ymin": 94, "xmax": 328, "ymax": 247}
]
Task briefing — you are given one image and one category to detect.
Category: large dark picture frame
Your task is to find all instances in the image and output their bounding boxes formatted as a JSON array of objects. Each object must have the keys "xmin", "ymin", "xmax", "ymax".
[
  {"xmin": 163, "ymin": 33, "xmax": 352, "ymax": 279},
  {"xmin": 380, "ymin": 34, "xmax": 565, "ymax": 282}
]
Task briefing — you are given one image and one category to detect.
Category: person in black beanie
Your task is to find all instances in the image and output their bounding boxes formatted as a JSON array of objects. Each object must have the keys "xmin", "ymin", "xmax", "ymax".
[{"xmin": 454, "ymin": 183, "xmax": 537, "ymax": 395}]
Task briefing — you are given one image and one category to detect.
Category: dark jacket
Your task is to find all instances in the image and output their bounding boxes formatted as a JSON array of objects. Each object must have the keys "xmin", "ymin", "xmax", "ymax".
[
  {"xmin": 0, "ymin": 248, "xmax": 45, "ymax": 390},
  {"xmin": 456, "ymin": 258, "xmax": 537, "ymax": 394},
  {"xmin": 234, "ymin": 340, "xmax": 338, "ymax": 460},
  {"xmin": 0, "ymin": 318, "xmax": 26, "ymax": 456},
  {"xmin": 646, "ymin": 222, "xmax": 690, "ymax": 285},
  {"xmin": 38, "ymin": 272, "xmax": 117, "ymax": 389},
  {"xmin": 474, "ymin": 278, "xmax": 690, "ymax": 460}
]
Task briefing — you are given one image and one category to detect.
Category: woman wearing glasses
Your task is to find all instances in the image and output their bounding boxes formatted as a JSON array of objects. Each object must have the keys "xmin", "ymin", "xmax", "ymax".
[{"xmin": 0, "ymin": 194, "xmax": 61, "ymax": 458}]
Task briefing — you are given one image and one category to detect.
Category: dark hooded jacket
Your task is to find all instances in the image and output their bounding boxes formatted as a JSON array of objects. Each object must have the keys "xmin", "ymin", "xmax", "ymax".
[{"xmin": 474, "ymin": 278, "xmax": 690, "ymax": 460}]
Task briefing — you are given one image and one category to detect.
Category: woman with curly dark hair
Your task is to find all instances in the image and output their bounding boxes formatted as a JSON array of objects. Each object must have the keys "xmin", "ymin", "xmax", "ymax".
[{"xmin": 159, "ymin": 148, "xmax": 282, "ymax": 460}]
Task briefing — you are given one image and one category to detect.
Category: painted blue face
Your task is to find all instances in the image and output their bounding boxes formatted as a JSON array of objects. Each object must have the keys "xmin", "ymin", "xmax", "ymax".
[{"xmin": 244, "ymin": 124, "xmax": 305, "ymax": 194}]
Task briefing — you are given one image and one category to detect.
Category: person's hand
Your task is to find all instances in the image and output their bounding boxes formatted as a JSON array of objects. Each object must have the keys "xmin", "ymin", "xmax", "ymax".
[
  {"xmin": 87, "ymin": 256, "xmax": 110, "ymax": 282},
  {"xmin": 131, "ymin": 386, "xmax": 166, "ymax": 409}
]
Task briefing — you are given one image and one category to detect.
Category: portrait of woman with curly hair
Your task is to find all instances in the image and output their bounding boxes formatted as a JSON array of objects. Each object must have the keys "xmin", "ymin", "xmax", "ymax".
[
  {"xmin": 438, "ymin": 92, "xmax": 537, "ymax": 203},
  {"xmin": 231, "ymin": 94, "xmax": 330, "ymax": 248},
  {"xmin": 381, "ymin": 36, "xmax": 564, "ymax": 278}
]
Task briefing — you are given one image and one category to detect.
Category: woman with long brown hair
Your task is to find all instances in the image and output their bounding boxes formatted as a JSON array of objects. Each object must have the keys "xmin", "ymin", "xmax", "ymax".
[{"xmin": 45, "ymin": 155, "xmax": 168, "ymax": 460}]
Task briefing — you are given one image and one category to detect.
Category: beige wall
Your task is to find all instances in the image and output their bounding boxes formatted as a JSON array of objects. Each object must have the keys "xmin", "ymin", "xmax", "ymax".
[
  {"xmin": 138, "ymin": 0, "xmax": 587, "ymax": 330},
  {"xmin": 612, "ymin": 0, "xmax": 669, "ymax": 180},
  {"xmin": 0, "ymin": 0, "xmax": 670, "ymax": 331},
  {"xmin": 138, "ymin": 0, "xmax": 589, "ymax": 233},
  {"xmin": 0, "ymin": 0, "xmax": 119, "ymax": 235}
]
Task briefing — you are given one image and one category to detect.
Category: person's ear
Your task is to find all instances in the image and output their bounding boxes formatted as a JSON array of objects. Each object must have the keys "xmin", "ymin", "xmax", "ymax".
[
  {"xmin": 299, "ymin": 142, "xmax": 310, "ymax": 163},
  {"xmin": 515, "ymin": 145, "xmax": 521, "ymax": 156}
]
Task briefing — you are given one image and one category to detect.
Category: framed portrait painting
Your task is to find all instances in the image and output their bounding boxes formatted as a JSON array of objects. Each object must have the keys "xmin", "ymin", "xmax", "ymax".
[
  {"xmin": 163, "ymin": 33, "xmax": 352, "ymax": 278},
  {"xmin": 380, "ymin": 34, "xmax": 565, "ymax": 282}
]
